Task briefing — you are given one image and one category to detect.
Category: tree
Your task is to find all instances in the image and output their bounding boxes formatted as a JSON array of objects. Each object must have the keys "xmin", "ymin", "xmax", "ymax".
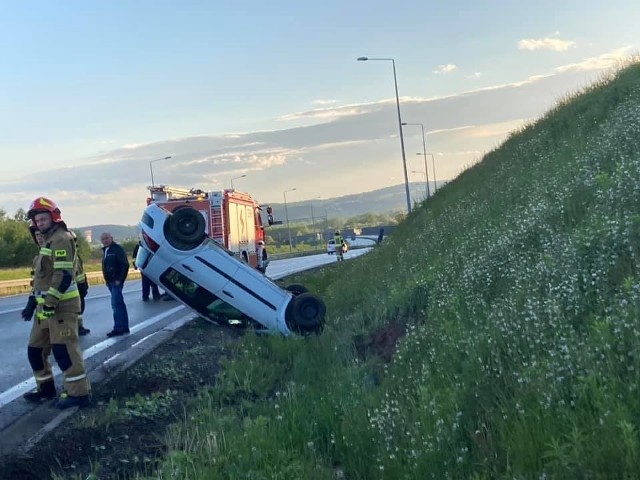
[
  {"xmin": 72, "ymin": 230, "xmax": 92, "ymax": 261},
  {"xmin": 0, "ymin": 210, "xmax": 33, "ymax": 267}
]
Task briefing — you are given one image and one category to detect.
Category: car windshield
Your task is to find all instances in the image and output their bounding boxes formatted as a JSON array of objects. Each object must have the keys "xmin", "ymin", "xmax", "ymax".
[{"xmin": 159, "ymin": 267, "xmax": 250, "ymax": 325}]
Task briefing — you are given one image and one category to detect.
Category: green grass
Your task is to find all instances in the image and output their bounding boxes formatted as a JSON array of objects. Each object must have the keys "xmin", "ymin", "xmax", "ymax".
[
  {"xmin": 138, "ymin": 60, "xmax": 640, "ymax": 479},
  {"xmin": 0, "ymin": 260, "xmax": 104, "ymax": 281}
]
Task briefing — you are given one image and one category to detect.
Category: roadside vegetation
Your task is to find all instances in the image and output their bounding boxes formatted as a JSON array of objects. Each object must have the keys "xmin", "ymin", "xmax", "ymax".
[
  {"xmin": 137, "ymin": 60, "xmax": 640, "ymax": 478},
  {"xmin": 2, "ymin": 59, "xmax": 639, "ymax": 479}
]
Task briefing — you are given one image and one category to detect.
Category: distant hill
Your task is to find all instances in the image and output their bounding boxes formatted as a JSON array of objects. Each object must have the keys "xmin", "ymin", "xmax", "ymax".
[
  {"xmin": 78, "ymin": 181, "xmax": 441, "ymax": 243},
  {"xmin": 265, "ymin": 182, "xmax": 436, "ymax": 223},
  {"xmin": 77, "ymin": 224, "xmax": 139, "ymax": 245}
]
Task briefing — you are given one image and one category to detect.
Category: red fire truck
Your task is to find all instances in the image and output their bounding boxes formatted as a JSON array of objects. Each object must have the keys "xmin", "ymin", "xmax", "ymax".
[{"xmin": 147, "ymin": 185, "xmax": 273, "ymax": 268}]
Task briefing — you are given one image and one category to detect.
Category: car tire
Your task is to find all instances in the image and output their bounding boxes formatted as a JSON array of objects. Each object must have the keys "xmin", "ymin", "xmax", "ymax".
[
  {"xmin": 285, "ymin": 284, "xmax": 309, "ymax": 296},
  {"xmin": 165, "ymin": 207, "xmax": 206, "ymax": 250},
  {"xmin": 285, "ymin": 293, "xmax": 326, "ymax": 335}
]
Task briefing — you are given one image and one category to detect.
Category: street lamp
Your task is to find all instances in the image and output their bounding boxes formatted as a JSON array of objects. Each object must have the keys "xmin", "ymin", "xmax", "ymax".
[
  {"xmin": 427, "ymin": 153, "xmax": 437, "ymax": 193},
  {"xmin": 402, "ymin": 122, "xmax": 431, "ymax": 197},
  {"xmin": 283, "ymin": 188, "xmax": 296, "ymax": 252},
  {"xmin": 411, "ymin": 170, "xmax": 428, "ymax": 200},
  {"xmin": 417, "ymin": 153, "xmax": 438, "ymax": 194},
  {"xmin": 149, "ymin": 156, "xmax": 172, "ymax": 188},
  {"xmin": 309, "ymin": 196, "xmax": 321, "ymax": 246},
  {"xmin": 231, "ymin": 174, "xmax": 247, "ymax": 190},
  {"xmin": 358, "ymin": 56, "xmax": 411, "ymax": 213}
]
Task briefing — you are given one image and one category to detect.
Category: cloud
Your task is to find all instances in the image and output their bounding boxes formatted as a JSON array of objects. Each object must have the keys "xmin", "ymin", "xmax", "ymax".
[
  {"xmin": 467, "ymin": 72, "xmax": 482, "ymax": 79},
  {"xmin": 433, "ymin": 64, "xmax": 457, "ymax": 74},
  {"xmin": 312, "ymin": 99, "xmax": 338, "ymax": 105},
  {"xmin": 0, "ymin": 47, "xmax": 634, "ymax": 226},
  {"xmin": 554, "ymin": 45, "xmax": 635, "ymax": 72},
  {"xmin": 278, "ymin": 101, "xmax": 383, "ymax": 122},
  {"xmin": 518, "ymin": 37, "xmax": 576, "ymax": 51}
]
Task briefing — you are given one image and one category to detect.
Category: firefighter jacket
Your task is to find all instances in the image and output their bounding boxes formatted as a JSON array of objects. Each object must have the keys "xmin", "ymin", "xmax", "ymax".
[
  {"xmin": 32, "ymin": 225, "xmax": 81, "ymax": 314},
  {"xmin": 334, "ymin": 232, "xmax": 344, "ymax": 246}
]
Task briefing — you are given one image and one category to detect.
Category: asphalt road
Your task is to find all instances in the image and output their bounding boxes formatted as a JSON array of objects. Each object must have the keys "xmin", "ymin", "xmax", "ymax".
[{"xmin": 0, "ymin": 248, "xmax": 370, "ymax": 409}]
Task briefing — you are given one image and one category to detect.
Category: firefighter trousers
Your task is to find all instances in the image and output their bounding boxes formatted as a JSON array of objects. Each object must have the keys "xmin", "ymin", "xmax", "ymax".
[{"xmin": 28, "ymin": 310, "xmax": 91, "ymax": 397}]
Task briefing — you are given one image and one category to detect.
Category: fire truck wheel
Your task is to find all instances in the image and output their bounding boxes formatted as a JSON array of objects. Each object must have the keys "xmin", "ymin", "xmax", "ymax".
[
  {"xmin": 285, "ymin": 284, "xmax": 309, "ymax": 296},
  {"xmin": 286, "ymin": 293, "xmax": 326, "ymax": 335},
  {"xmin": 166, "ymin": 207, "xmax": 206, "ymax": 250}
]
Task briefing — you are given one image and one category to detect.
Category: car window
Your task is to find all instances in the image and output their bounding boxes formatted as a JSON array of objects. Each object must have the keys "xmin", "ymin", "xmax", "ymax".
[
  {"xmin": 141, "ymin": 212, "xmax": 154, "ymax": 228},
  {"xmin": 160, "ymin": 268, "xmax": 219, "ymax": 311},
  {"xmin": 159, "ymin": 267, "xmax": 250, "ymax": 324}
]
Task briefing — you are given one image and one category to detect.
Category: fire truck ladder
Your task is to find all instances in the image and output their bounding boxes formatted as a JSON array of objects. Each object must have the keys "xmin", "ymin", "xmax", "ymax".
[{"xmin": 149, "ymin": 185, "xmax": 205, "ymax": 201}]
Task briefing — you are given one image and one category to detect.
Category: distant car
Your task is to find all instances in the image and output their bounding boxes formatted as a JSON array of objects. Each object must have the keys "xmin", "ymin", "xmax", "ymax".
[
  {"xmin": 327, "ymin": 239, "xmax": 348, "ymax": 254},
  {"xmin": 136, "ymin": 204, "xmax": 326, "ymax": 335}
]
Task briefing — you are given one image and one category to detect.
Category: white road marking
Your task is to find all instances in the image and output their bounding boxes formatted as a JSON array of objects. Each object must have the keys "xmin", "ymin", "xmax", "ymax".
[{"xmin": 0, "ymin": 305, "xmax": 185, "ymax": 408}]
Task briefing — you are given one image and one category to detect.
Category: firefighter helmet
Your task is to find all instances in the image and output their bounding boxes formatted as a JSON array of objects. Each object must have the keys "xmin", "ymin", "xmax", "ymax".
[{"xmin": 27, "ymin": 197, "xmax": 63, "ymax": 223}]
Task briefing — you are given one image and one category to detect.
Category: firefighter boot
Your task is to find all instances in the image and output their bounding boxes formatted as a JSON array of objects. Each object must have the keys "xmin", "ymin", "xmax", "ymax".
[
  {"xmin": 23, "ymin": 379, "xmax": 56, "ymax": 403},
  {"xmin": 54, "ymin": 392, "xmax": 92, "ymax": 410}
]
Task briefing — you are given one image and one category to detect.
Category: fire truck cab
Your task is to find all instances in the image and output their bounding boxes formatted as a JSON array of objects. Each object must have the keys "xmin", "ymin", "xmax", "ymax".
[{"xmin": 147, "ymin": 185, "xmax": 270, "ymax": 268}]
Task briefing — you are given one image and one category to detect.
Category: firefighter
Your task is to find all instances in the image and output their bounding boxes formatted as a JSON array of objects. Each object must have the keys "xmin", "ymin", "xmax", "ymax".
[
  {"xmin": 256, "ymin": 240, "xmax": 269, "ymax": 273},
  {"xmin": 70, "ymin": 231, "xmax": 91, "ymax": 336},
  {"xmin": 22, "ymin": 197, "xmax": 91, "ymax": 409},
  {"xmin": 334, "ymin": 229, "xmax": 345, "ymax": 262}
]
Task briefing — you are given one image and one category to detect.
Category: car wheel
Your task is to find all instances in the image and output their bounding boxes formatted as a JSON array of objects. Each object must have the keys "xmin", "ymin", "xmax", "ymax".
[
  {"xmin": 285, "ymin": 284, "xmax": 309, "ymax": 296},
  {"xmin": 166, "ymin": 207, "xmax": 206, "ymax": 250},
  {"xmin": 285, "ymin": 293, "xmax": 326, "ymax": 335}
]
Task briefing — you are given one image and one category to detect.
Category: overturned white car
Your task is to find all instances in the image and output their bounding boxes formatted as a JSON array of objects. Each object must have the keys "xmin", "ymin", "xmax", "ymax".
[{"xmin": 136, "ymin": 204, "xmax": 326, "ymax": 335}]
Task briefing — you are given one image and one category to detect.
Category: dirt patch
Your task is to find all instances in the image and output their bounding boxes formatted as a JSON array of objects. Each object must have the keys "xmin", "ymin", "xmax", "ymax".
[
  {"xmin": 354, "ymin": 323, "xmax": 407, "ymax": 363},
  {"xmin": 0, "ymin": 318, "xmax": 242, "ymax": 480}
]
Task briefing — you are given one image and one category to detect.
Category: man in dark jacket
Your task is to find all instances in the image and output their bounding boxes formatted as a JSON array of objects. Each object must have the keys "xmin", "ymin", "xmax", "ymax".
[
  {"xmin": 100, "ymin": 232, "xmax": 130, "ymax": 337},
  {"xmin": 132, "ymin": 242, "xmax": 160, "ymax": 301}
]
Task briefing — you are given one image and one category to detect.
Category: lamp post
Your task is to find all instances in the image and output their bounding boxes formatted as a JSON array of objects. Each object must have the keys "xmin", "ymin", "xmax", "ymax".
[
  {"xmin": 427, "ymin": 153, "xmax": 437, "ymax": 193},
  {"xmin": 402, "ymin": 122, "xmax": 431, "ymax": 197},
  {"xmin": 358, "ymin": 56, "xmax": 411, "ymax": 213},
  {"xmin": 411, "ymin": 170, "xmax": 428, "ymax": 200},
  {"xmin": 309, "ymin": 196, "xmax": 321, "ymax": 246},
  {"xmin": 231, "ymin": 174, "xmax": 247, "ymax": 190},
  {"xmin": 417, "ymin": 153, "xmax": 437, "ymax": 194},
  {"xmin": 149, "ymin": 156, "xmax": 172, "ymax": 188},
  {"xmin": 283, "ymin": 188, "xmax": 296, "ymax": 252}
]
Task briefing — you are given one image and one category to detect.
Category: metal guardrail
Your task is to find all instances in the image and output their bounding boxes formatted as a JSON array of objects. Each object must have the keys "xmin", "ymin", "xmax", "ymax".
[
  {"xmin": 0, "ymin": 245, "xmax": 369, "ymax": 297},
  {"xmin": 0, "ymin": 270, "xmax": 142, "ymax": 297}
]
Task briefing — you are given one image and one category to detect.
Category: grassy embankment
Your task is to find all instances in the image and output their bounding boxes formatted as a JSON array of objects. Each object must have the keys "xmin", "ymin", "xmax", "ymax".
[{"xmin": 137, "ymin": 61, "xmax": 640, "ymax": 479}]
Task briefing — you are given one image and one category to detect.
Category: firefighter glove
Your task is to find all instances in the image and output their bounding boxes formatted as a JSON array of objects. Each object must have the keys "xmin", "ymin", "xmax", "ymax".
[
  {"xmin": 78, "ymin": 281, "xmax": 89, "ymax": 297},
  {"xmin": 21, "ymin": 295, "xmax": 37, "ymax": 321},
  {"xmin": 37, "ymin": 304, "xmax": 56, "ymax": 321}
]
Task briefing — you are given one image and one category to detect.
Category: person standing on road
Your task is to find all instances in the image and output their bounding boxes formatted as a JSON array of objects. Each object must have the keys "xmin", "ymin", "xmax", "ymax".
[
  {"xmin": 70, "ymin": 232, "xmax": 91, "ymax": 336},
  {"xmin": 101, "ymin": 232, "xmax": 130, "ymax": 337},
  {"xmin": 256, "ymin": 240, "xmax": 269, "ymax": 273},
  {"xmin": 69, "ymin": 230, "xmax": 91, "ymax": 337},
  {"xmin": 132, "ymin": 241, "xmax": 160, "ymax": 301},
  {"xmin": 334, "ymin": 229, "xmax": 345, "ymax": 262},
  {"xmin": 21, "ymin": 197, "xmax": 91, "ymax": 409}
]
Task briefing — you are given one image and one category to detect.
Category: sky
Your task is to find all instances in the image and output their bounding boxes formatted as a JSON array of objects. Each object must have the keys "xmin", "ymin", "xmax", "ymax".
[{"xmin": 0, "ymin": 0, "xmax": 638, "ymax": 227}]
